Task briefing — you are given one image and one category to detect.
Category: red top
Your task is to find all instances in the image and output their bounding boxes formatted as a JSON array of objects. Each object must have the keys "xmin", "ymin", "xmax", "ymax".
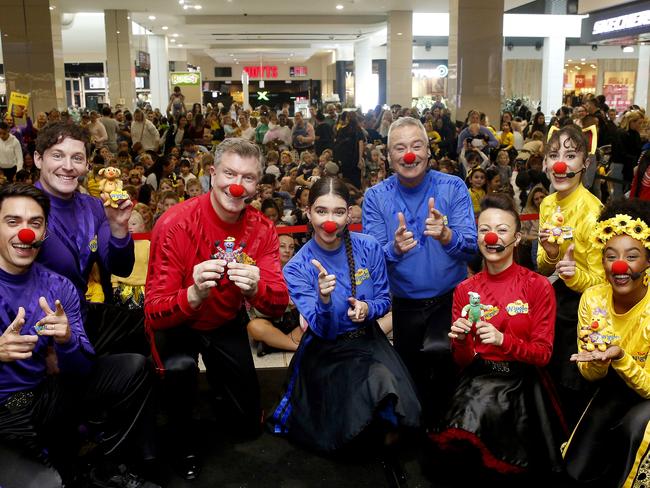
[
  {"xmin": 451, "ymin": 262, "xmax": 556, "ymax": 368},
  {"xmin": 144, "ymin": 193, "xmax": 289, "ymax": 331}
]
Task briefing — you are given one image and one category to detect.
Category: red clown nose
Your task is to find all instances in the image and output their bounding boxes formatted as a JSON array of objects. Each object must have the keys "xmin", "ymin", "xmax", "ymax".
[
  {"xmin": 17, "ymin": 228, "xmax": 36, "ymax": 244},
  {"xmin": 229, "ymin": 184, "xmax": 245, "ymax": 198},
  {"xmin": 322, "ymin": 221, "xmax": 338, "ymax": 234},
  {"xmin": 403, "ymin": 152, "xmax": 417, "ymax": 164},
  {"xmin": 553, "ymin": 161, "xmax": 568, "ymax": 174},
  {"xmin": 484, "ymin": 232, "xmax": 499, "ymax": 245},
  {"xmin": 611, "ymin": 260, "xmax": 629, "ymax": 275}
]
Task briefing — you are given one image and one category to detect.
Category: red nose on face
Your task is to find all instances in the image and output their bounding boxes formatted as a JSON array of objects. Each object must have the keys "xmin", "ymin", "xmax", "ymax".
[
  {"xmin": 17, "ymin": 228, "xmax": 36, "ymax": 244},
  {"xmin": 229, "ymin": 184, "xmax": 245, "ymax": 198},
  {"xmin": 611, "ymin": 260, "xmax": 629, "ymax": 275},
  {"xmin": 553, "ymin": 161, "xmax": 568, "ymax": 174},
  {"xmin": 484, "ymin": 232, "xmax": 499, "ymax": 245},
  {"xmin": 322, "ymin": 221, "xmax": 338, "ymax": 234},
  {"xmin": 403, "ymin": 152, "xmax": 417, "ymax": 164}
]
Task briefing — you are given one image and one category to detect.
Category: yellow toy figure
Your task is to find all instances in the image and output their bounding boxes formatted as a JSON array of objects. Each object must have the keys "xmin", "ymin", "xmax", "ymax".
[
  {"xmin": 98, "ymin": 166, "xmax": 129, "ymax": 208},
  {"xmin": 579, "ymin": 300, "xmax": 616, "ymax": 352},
  {"xmin": 543, "ymin": 206, "xmax": 566, "ymax": 245}
]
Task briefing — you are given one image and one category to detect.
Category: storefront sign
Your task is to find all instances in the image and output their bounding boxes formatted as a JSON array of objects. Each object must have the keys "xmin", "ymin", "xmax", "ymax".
[
  {"xmin": 574, "ymin": 75, "xmax": 585, "ymax": 89},
  {"xmin": 290, "ymin": 66, "xmax": 308, "ymax": 77},
  {"xmin": 257, "ymin": 91, "xmax": 270, "ymax": 101},
  {"xmin": 243, "ymin": 65, "xmax": 278, "ymax": 79},
  {"xmin": 170, "ymin": 72, "xmax": 200, "ymax": 86},
  {"xmin": 582, "ymin": 1, "xmax": 650, "ymax": 43}
]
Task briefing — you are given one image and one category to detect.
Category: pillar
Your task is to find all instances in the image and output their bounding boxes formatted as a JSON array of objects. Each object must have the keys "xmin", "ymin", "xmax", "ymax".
[
  {"xmin": 354, "ymin": 37, "xmax": 373, "ymax": 111},
  {"xmin": 376, "ymin": 59, "xmax": 387, "ymax": 106},
  {"xmin": 448, "ymin": 0, "xmax": 503, "ymax": 125},
  {"xmin": 634, "ymin": 44, "xmax": 650, "ymax": 111},
  {"xmin": 541, "ymin": 36, "xmax": 565, "ymax": 119},
  {"xmin": 148, "ymin": 35, "xmax": 169, "ymax": 114},
  {"xmin": 335, "ymin": 61, "xmax": 347, "ymax": 104},
  {"xmin": 387, "ymin": 11, "xmax": 412, "ymax": 108},
  {"xmin": 104, "ymin": 9, "xmax": 135, "ymax": 109},
  {"xmin": 0, "ymin": 0, "xmax": 66, "ymax": 116}
]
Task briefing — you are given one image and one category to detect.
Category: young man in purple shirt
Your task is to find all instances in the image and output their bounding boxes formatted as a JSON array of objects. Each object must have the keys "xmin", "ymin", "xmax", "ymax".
[{"xmin": 0, "ymin": 184, "xmax": 155, "ymax": 488}]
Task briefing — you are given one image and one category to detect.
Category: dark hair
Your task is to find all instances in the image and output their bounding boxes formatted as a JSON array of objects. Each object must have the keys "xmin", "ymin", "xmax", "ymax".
[
  {"xmin": 179, "ymin": 158, "xmax": 191, "ymax": 168},
  {"xmin": 261, "ymin": 198, "xmax": 280, "ymax": 215},
  {"xmin": 466, "ymin": 167, "xmax": 487, "ymax": 190},
  {"xmin": 35, "ymin": 122, "xmax": 91, "ymax": 157},
  {"xmin": 599, "ymin": 198, "xmax": 650, "ymax": 226},
  {"xmin": 308, "ymin": 177, "xmax": 357, "ymax": 296},
  {"xmin": 0, "ymin": 183, "xmax": 50, "ymax": 221},
  {"xmin": 479, "ymin": 193, "xmax": 521, "ymax": 232},
  {"xmin": 102, "ymin": 106, "xmax": 112, "ymax": 116},
  {"xmin": 545, "ymin": 125, "xmax": 587, "ymax": 157},
  {"xmin": 14, "ymin": 169, "xmax": 32, "ymax": 182},
  {"xmin": 0, "ymin": 122, "xmax": 8, "ymax": 131},
  {"xmin": 260, "ymin": 174, "xmax": 277, "ymax": 186}
]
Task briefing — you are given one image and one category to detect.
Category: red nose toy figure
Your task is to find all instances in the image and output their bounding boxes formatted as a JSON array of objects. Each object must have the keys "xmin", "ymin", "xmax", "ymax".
[
  {"xmin": 553, "ymin": 161, "xmax": 568, "ymax": 174},
  {"xmin": 229, "ymin": 184, "xmax": 245, "ymax": 198},
  {"xmin": 484, "ymin": 232, "xmax": 499, "ymax": 246},
  {"xmin": 611, "ymin": 260, "xmax": 629, "ymax": 275},
  {"xmin": 403, "ymin": 152, "xmax": 417, "ymax": 164},
  {"xmin": 322, "ymin": 221, "xmax": 338, "ymax": 234},
  {"xmin": 18, "ymin": 228, "xmax": 36, "ymax": 244}
]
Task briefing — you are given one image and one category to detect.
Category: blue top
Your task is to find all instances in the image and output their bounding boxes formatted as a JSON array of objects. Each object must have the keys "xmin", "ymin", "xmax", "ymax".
[
  {"xmin": 456, "ymin": 126, "xmax": 499, "ymax": 154},
  {"xmin": 35, "ymin": 184, "xmax": 135, "ymax": 318},
  {"xmin": 363, "ymin": 170, "xmax": 477, "ymax": 299},
  {"xmin": 0, "ymin": 264, "xmax": 94, "ymax": 403},
  {"xmin": 283, "ymin": 233, "xmax": 391, "ymax": 341}
]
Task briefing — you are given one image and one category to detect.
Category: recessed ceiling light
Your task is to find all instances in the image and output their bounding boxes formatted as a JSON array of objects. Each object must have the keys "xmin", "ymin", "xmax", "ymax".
[
  {"xmin": 179, "ymin": 0, "xmax": 184, "ymax": 3},
  {"xmin": 148, "ymin": 15, "xmax": 156, "ymax": 20},
  {"xmin": 116, "ymin": 30, "xmax": 121, "ymax": 34},
  {"xmin": 397, "ymin": 32, "xmax": 403, "ymax": 36},
  {"xmin": 336, "ymin": 4, "xmax": 344, "ymax": 9},
  {"xmin": 623, "ymin": 46, "xmax": 634, "ymax": 53},
  {"xmin": 162, "ymin": 26, "xmax": 168, "ymax": 30},
  {"xmin": 229, "ymin": 53, "xmax": 234, "ymax": 56},
  {"xmin": 170, "ymin": 39, "xmax": 176, "ymax": 43},
  {"xmin": 580, "ymin": 58, "xmax": 585, "ymax": 61},
  {"xmin": 178, "ymin": 44, "xmax": 184, "ymax": 47},
  {"xmin": 194, "ymin": 5, "xmax": 202, "ymax": 9},
  {"xmin": 568, "ymin": 59, "xmax": 573, "ymax": 62},
  {"xmin": 183, "ymin": 5, "xmax": 189, "ymax": 9},
  {"xmin": 173, "ymin": 33, "xmax": 179, "ymax": 37},
  {"xmin": 49, "ymin": 5, "xmax": 55, "ymax": 10}
]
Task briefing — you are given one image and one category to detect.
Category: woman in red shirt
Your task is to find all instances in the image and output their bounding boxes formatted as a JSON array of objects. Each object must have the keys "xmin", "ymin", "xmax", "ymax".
[{"xmin": 430, "ymin": 194, "xmax": 565, "ymax": 478}]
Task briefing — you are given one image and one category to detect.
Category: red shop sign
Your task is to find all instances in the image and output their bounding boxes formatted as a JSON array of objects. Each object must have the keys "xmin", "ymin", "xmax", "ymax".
[{"xmin": 243, "ymin": 65, "xmax": 279, "ymax": 78}]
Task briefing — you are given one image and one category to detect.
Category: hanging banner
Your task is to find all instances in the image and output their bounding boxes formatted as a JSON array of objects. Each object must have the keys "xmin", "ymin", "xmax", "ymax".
[{"xmin": 8, "ymin": 91, "xmax": 30, "ymax": 119}]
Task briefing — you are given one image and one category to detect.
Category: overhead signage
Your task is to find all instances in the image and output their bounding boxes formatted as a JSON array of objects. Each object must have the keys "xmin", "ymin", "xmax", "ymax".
[
  {"xmin": 170, "ymin": 72, "xmax": 201, "ymax": 86},
  {"xmin": 257, "ymin": 91, "xmax": 270, "ymax": 101},
  {"xmin": 290, "ymin": 66, "xmax": 308, "ymax": 77},
  {"xmin": 581, "ymin": 1, "xmax": 650, "ymax": 43},
  {"xmin": 243, "ymin": 65, "xmax": 278, "ymax": 79}
]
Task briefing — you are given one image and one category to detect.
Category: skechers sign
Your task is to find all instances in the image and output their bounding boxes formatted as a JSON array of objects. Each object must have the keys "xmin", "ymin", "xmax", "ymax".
[
  {"xmin": 170, "ymin": 72, "xmax": 201, "ymax": 86},
  {"xmin": 582, "ymin": 1, "xmax": 650, "ymax": 43}
]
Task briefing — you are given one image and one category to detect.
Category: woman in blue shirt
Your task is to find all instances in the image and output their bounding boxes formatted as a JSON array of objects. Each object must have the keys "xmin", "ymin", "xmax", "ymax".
[{"xmin": 271, "ymin": 176, "xmax": 420, "ymax": 458}]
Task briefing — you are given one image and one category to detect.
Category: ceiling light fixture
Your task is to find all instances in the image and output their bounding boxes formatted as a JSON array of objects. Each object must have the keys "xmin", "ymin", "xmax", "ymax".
[
  {"xmin": 179, "ymin": 0, "xmax": 184, "ymax": 4},
  {"xmin": 170, "ymin": 39, "xmax": 176, "ymax": 43},
  {"xmin": 194, "ymin": 5, "xmax": 202, "ymax": 9},
  {"xmin": 148, "ymin": 15, "xmax": 156, "ymax": 20},
  {"xmin": 623, "ymin": 46, "xmax": 634, "ymax": 53},
  {"xmin": 178, "ymin": 44, "xmax": 184, "ymax": 47},
  {"xmin": 173, "ymin": 33, "xmax": 179, "ymax": 37},
  {"xmin": 162, "ymin": 26, "xmax": 168, "ymax": 30},
  {"xmin": 183, "ymin": 5, "xmax": 189, "ymax": 9},
  {"xmin": 336, "ymin": 4, "xmax": 343, "ymax": 9}
]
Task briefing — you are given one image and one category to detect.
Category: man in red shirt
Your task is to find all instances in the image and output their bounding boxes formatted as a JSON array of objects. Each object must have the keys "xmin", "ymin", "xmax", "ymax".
[{"xmin": 145, "ymin": 138, "xmax": 288, "ymax": 480}]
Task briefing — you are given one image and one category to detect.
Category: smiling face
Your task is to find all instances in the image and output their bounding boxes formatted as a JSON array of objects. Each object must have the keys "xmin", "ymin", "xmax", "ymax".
[
  {"xmin": 603, "ymin": 234, "xmax": 650, "ymax": 298},
  {"xmin": 477, "ymin": 208, "xmax": 520, "ymax": 266},
  {"xmin": 307, "ymin": 193, "xmax": 349, "ymax": 250},
  {"xmin": 544, "ymin": 134, "xmax": 587, "ymax": 199},
  {"xmin": 0, "ymin": 196, "xmax": 46, "ymax": 274},
  {"xmin": 34, "ymin": 137, "xmax": 88, "ymax": 199},
  {"xmin": 210, "ymin": 152, "xmax": 260, "ymax": 223},
  {"xmin": 278, "ymin": 234, "xmax": 295, "ymax": 267},
  {"xmin": 388, "ymin": 124, "xmax": 429, "ymax": 187},
  {"xmin": 470, "ymin": 170, "xmax": 486, "ymax": 190}
]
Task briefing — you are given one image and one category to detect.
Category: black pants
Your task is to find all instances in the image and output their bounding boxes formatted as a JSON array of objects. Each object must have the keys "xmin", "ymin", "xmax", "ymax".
[
  {"xmin": 392, "ymin": 292, "xmax": 455, "ymax": 428},
  {"xmin": 2, "ymin": 165, "xmax": 17, "ymax": 183},
  {"xmin": 0, "ymin": 353, "xmax": 153, "ymax": 488},
  {"xmin": 153, "ymin": 311, "xmax": 261, "ymax": 454}
]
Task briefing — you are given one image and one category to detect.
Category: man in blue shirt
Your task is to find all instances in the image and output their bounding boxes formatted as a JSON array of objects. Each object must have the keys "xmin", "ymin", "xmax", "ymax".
[{"xmin": 363, "ymin": 117, "xmax": 477, "ymax": 425}]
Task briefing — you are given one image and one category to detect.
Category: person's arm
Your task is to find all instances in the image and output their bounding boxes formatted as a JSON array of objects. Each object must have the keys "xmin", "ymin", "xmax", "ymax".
[
  {"xmin": 576, "ymin": 293, "xmax": 610, "ymax": 382},
  {"xmin": 147, "ymin": 121, "xmax": 160, "ymax": 151},
  {"xmin": 95, "ymin": 199, "xmax": 135, "ymax": 278},
  {"xmin": 501, "ymin": 276, "xmax": 555, "ymax": 366},
  {"xmin": 95, "ymin": 123, "xmax": 108, "ymax": 144},
  {"xmin": 536, "ymin": 200, "xmax": 559, "ymax": 276},
  {"xmin": 482, "ymin": 127, "xmax": 499, "ymax": 148},
  {"xmin": 450, "ymin": 284, "xmax": 476, "ymax": 368},
  {"xmin": 611, "ymin": 339, "xmax": 650, "ymax": 399},
  {"xmin": 362, "ymin": 187, "xmax": 403, "ymax": 264},
  {"xmin": 303, "ymin": 124, "xmax": 315, "ymax": 144},
  {"xmin": 364, "ymin": 239, "xmax": 392, "ymax": 321},
  {"xmin": 439, "ymin": 178, "xmax": 478, "ymax": 261},
  {"xmin": 456, "ymin": 128, "xmax": 469, "ymax": 153},
  {"xmin": 562, "ymin": 207, "xmax": 605, "ymax": 293},
  {"xmin": 13, "ymin": 138, "xmax": 23, "ymax": 171},
  {"xmin": 477, "ymin": 149, "xmax": 490, "ymax": 168},
  {"xmin": 245, "ymin": 226, "xmax": 290, "ymax": 318}
]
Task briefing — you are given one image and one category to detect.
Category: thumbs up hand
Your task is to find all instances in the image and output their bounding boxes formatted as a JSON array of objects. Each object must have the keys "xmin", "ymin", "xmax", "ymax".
[
  {"xmin": 394, "ymin": 212, "xmax": 417, "ymax": 255},
  {"xmin": 347, "ymin": 297, "xmax": 369, "ymax": 323},
  {"xmin": 424, "ymin": 197, "xmax": 452, "ymax": 244},
  {"xmin": 312, "ymin": 259, "xmax": 336, "ymax": 304},
  {"xmin": 0, "ymin": 307, "xmax": 38, "ymax": 362},
  {"xmin": 556, "ymin": 244, "xmax": 576, "ymax": 280}
]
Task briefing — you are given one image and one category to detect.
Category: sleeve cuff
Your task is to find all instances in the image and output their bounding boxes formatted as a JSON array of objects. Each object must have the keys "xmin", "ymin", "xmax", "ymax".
[
  {"xmin": 55, "ymin": 333, "xmax": 79, "ymax": 353},
  {"xmin": 180, "ymin": 287, "xmax": 204, "ymax": 316},
  {"xmin": 384, "ymin": 241, "xmax": 402, "ymax": 263},
  {"xmin": 441, "ymin": 228, "xmax": 459, "ymax": 252},
  {"xmin": 501, "ymin": 332, "xmax": 514, "ymax": 353},
  {"xmin": 110, "ymin": 233, "xmax": 132, "ymax": 248}
]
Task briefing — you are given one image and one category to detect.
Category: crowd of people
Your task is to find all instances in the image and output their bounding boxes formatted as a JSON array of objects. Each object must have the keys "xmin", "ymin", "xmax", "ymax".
[{"xmin": 0, "ymin": 88, "xmax": 650, "ymax": 488}]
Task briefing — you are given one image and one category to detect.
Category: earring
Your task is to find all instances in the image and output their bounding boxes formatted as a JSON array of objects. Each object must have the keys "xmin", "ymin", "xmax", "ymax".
[{"xmin": 644, "ymin": 269, "xmax": 650, "ymax": 287}]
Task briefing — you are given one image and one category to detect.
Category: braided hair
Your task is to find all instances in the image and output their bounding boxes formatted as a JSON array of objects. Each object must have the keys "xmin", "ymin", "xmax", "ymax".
[{"xmin": 308, "ymin": 176, "xmax": 357, "ymax": 298}]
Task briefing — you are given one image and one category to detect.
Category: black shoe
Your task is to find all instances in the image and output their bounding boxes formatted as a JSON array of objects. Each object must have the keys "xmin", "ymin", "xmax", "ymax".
[
  {"xmin": 178, "ymin": 454, "xmax": 201, "ymax": 480},
  {"xmin": 88, "ymin": 464, "xmax": 161, "ymax": 488}
]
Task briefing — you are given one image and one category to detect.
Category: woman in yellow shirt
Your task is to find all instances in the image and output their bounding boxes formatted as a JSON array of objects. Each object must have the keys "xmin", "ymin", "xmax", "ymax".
[
  {"xmin": 498, "ymin": 121, "xmax": 515, "ymax": 152},
  {"xmin": 563, "ymin": 199, "xmax": 650, "ymax": 488},
  {"xmin": 537, "ymin": 125, "xmax": 604, "ymax": 428}
]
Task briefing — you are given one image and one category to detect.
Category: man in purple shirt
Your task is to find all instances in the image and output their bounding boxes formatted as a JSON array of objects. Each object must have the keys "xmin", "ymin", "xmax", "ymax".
[{"xmin": 0, "ymin": 184, "xmax": 155, "ymax": 488}]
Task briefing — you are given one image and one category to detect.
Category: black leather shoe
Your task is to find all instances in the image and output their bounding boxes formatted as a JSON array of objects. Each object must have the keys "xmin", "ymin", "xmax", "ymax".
[{"xmin": 178, "ymin": 454, "xmax": 201, "ymax": 480}]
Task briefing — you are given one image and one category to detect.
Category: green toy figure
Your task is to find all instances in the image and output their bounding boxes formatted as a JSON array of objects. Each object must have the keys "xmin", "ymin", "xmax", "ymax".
[{"xmin": 461, "ymin": 291, "xmax": 491, "ymax": 332}]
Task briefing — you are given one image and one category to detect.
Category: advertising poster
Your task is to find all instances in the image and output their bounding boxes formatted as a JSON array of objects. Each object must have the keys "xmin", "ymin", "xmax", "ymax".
[{"xmin": 8, "ymin": 91, "xmax": 30, "ymax": 119}]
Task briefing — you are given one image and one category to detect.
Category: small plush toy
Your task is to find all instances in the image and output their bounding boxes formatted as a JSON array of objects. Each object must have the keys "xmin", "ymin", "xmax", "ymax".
[
  {"xmin": 98, "ymin": 166, "xmax": 129, "ymax": 208},
  {"xmin": 210, "ymin": 237, "xmax": 256, "ymax": 265},
  {"xmin": 579, "ymin": 305, "xmax": 617, "ymax": 352},
  {"xmin": 461, "ymin": 292, "xmax": 491, "ymax": 326},
  {"xmin": 543, "ymin": 206, "xmax": 566, "ymax": 245}
]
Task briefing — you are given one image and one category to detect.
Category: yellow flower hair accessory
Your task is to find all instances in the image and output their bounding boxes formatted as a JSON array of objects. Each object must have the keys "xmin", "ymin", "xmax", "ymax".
[{"xmin": 592, "ymin": 214, "xmax": 650, "ymax": 250}]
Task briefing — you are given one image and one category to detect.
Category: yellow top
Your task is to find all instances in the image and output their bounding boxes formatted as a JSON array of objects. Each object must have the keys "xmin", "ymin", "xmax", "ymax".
[
  {"xmin": 111, "ymin": 239, "xmax": 150, "ymax": 287},
  {"xmin": 85, "ymin": 281, "xmax": 105, "ymax": 303},
  {"xmin": 87, "ymin": 176, "xmax": 101, "ymax": 198},
  {"xmin": 577, "ymin": 283, "xmax": 650, "ymax": 399},
  {"xmin": 469, "ymin": 188, "xmax": 485, "ymax": 216},
  {"xmin": 499, "ymin": 132, "xmax": 514, "ymax": 149},
  {"xmin": 427, "ymin": 130, "xmax": 442, "ymax": 144},
  {"xmin": 537, "ymin": 185, "xmax": 604, "ymax": 293}
]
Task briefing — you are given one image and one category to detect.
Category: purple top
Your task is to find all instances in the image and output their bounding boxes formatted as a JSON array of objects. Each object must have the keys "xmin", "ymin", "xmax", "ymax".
[
  {"xmin": 0, "ymin": 263, "xmax": 94, "ymax": 404},
  {"xmin": 35, "ymin": 184, "xmax": 135, "ymax": 316}
]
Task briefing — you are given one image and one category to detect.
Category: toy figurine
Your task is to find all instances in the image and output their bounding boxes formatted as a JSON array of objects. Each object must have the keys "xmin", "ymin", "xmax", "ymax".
[
  {"xmin": 211, "ymin": 237, "xmax": 256, "ymax": 265},
  {"xmin": 98, "ymin": 166, "xmax": 129, "ymax": 208},
  {"xmin": 579, "ymin": 304, "xmax": 617, "ymax": 352},
  {"xmin": 461, "ymin": 292, "xmax": 492, "ymax": 328},
  {"xmin": 543, "ymin": 206, "xmax": 566, "ymax": 245}
]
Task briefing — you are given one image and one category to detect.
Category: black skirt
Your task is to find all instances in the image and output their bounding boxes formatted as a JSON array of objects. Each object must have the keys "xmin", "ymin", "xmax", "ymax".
[
  {"xmin": 269, "ymin": 322, "xmax": 421, "ymax": 452},
  {"xmin": 430, "ymin": 357, "xmax": 566, "ymax": 474}
]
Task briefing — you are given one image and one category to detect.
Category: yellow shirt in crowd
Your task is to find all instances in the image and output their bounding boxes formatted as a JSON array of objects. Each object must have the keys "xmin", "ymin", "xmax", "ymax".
[
  {"xmin": 111, "ymin": 240, "xmax": 150, "ymax": 288},
  {"xmin": 537, "ymin": 185, "xmax": 605, "ymax": 293},
  {"xmin": 577, "ymin": 283, "xmax": 650, "ymax": 399},
  {"xmin": 469, "ymin": 188, "xmax": 485, "ymax": 216},
  {"xmin": 499, "ymin": 131, "xmax": 514, "ymax": 149}
]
